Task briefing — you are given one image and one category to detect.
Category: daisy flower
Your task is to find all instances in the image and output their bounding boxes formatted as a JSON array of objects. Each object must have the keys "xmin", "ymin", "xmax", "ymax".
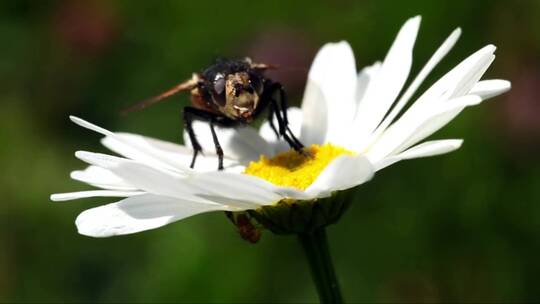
[{"xmin": 51, "ymin": 16, "xmax": 510, "ymax": 238}]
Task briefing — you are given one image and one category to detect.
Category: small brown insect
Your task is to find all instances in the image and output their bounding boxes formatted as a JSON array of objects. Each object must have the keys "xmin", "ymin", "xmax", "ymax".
[
  {"xmin": 225, "ymin": 212, "xmax": 261, "ymax": 243},
  {"xmin": 123, "ymin": 58, "xmax": 304, "ymax": 170},
  {"xmin": 236, "ymin": 214, "xmax": 262, "ymax": 243}
]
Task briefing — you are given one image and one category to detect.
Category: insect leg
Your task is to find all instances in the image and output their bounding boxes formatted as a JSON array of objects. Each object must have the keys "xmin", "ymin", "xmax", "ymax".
[
  {"xmin": 267, "ymin": 101, "xmax": 280, "ymax": 138},
  {"xmin": 265, "ymin": 82, "xmax": 304, "ymax": 151},
  {"xmin": 275, "ymin": 84, "xmax": 304, "ymax": 148},
  {"xmin": 183, "ymin": 107, "xmax": 203, "ymax": 169},
  {"xmin": 183, "ymin": 107, "xmax": 229, "ymax": 170},
  {"xmin": 270, "ymin": 97, "xmax": 303, "ymax": 152},
  {"xmin": 209, "ymin": 119, "xmax": 224, "ymax": 170}
]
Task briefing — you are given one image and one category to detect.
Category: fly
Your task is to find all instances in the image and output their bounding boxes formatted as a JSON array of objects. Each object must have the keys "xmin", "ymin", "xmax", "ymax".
[{"xmin": 123, "ymin": 57, "xmax": 304, "ymax": 170}]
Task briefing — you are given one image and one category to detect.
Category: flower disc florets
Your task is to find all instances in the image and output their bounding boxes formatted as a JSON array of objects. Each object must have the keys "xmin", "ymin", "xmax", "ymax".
[
  {"xmin": 245, "ymin": 144, "xmax": 355, "ymax": 191},
  {"xmin": 227, "ymin": 144, "xmax": 356, "ymax": 238}
]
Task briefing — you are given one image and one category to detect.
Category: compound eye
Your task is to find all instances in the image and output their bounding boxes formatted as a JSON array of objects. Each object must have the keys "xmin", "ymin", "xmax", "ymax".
[
  {"xmin": 249, "ymin": 74, "xmax": 263, "ymax": 95},
  {"xmin": 212, "ymin": 90, "xmax": 226, "ymax": 107},
  {"xmin": 211, "ymin": 74, "xmax": 226, "ymax": 106},
  {"xmin": 213, "ymin": 74, "xmax": 225, "ymax": 95}
]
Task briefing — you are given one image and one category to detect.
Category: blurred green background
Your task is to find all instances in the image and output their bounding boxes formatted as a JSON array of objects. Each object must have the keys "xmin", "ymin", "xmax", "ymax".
[{"xmin": 1, "ymin": 0, "xmax": 540, "ymax": 302}]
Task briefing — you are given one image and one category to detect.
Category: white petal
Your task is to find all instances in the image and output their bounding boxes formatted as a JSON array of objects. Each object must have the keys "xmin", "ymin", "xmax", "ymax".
[
  {"xmin": 371, "ymin": 28, "xmax": 462, "ymax": 140},
  {"xmin": 259, "ymin": 107, "xmax": 303, "ymax": 154},
  {"xmin": 410, "ymin": 45, "xmax": 496, "ymax": 109},
  {"xmin": 356, "ymin": 61, "xmax": 382, "ymax": 105},
  {"xmin": 192, "ymin": 171, "xmax": 313, "ymax": 204},
  {"xmin": 103, "ymin": 133, "xmax": 240, "ymax": 173},
  {"xmin": 367, "ymin": 94, "xmax": 482, "ymax": 162},
  {"xmin": 70, "ymin": 165, "xmax": 137, "ymax": 191},
  {"xmin": 300, "ymin": 43, "xmax": 336, "ymax": 145},
  {"xmin": 305, "ymin": 155, "xmax": 374, "ymax": 198},
  {"xmin": 321, "ymin": 42, "xmax": 358, "ymax": 146},
  {"xmin": 394, "ymin": 95, "xmax": 482, "ymax": 154},
  {"xmin": 353, "ymin": 16, "xmax": 421, "ymax": 141},
  {"xmin": 101, "ymin": 134, "xmax": 189, "ymax": 172},
  {"xmin": 71, "ymin": 116, "xmax": 244, "ymax": 174},
  {"xmin": 444, "ymin": 54, "xmax": 495, "ymax": 100},
  {"xmin": 190, "ymin": 172, "xmax": 284, "ymax": 206},
  {"xmin": 398, "ymin": 139, "xmax": 463, "ymax": 158},
  {"xmin": 71, "ymin": 116, "xmax": 187, "ymax": 172},
  {"xmin": 75, "ymin": 194, "xmax": 232, "ymax": 237},
  {"xmin": 51, "ymin": 190, "xmax": 145, "ymax": 202},
  {"xmin": 75, "ymin": 151, "xmax": 190, "ymax": 198},
  {"xmin": 183, "ymin": 121, "xmax": 271, "ymax": 164},
  {"xmin": 374, "ymin": 139, "xmax": 463, "ymax": 170},
  {"xmin": 70, "ymin": 116, "xmax": 113, "ymax": 136},
  {"xmin": 74, "ymin": 151, "xmax": 279, "ymax": 209},
  {"xmin": 193, "ymin": 169, "xmax": 317, "ymax": 205},
  {"xmin": 469, "ymin": 79, "xmax": 511, "ymax": 100},
  {"xmin": 366, "ymin": 46, "xmax": 501, "ymax": 162}
]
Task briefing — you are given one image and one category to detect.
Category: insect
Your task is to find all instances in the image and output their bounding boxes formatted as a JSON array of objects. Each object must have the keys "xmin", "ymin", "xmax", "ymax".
[
  {"xmin": 124, "ymin": 57, "xmax": 304, "ymax": 170},
  {"xmin": 225, "ymin": 212, "xmax": 261, "ymax": 243}
]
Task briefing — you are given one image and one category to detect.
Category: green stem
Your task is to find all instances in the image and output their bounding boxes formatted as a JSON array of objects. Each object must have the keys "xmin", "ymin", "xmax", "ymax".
[{"xmin": 298, "ymin": 228, "xmax": 344, "ymax": 304}]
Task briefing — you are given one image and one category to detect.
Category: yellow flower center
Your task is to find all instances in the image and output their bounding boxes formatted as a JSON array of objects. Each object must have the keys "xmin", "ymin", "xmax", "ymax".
[{"xmin": 244, "ymin": 143, "xmax": 354, "ymax": 190}]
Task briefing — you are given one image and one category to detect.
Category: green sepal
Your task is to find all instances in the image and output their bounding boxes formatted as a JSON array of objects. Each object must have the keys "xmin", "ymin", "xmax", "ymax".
[{"xmin": 247, "ymin": 190, "xmax": 353, "ymax": 235}]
